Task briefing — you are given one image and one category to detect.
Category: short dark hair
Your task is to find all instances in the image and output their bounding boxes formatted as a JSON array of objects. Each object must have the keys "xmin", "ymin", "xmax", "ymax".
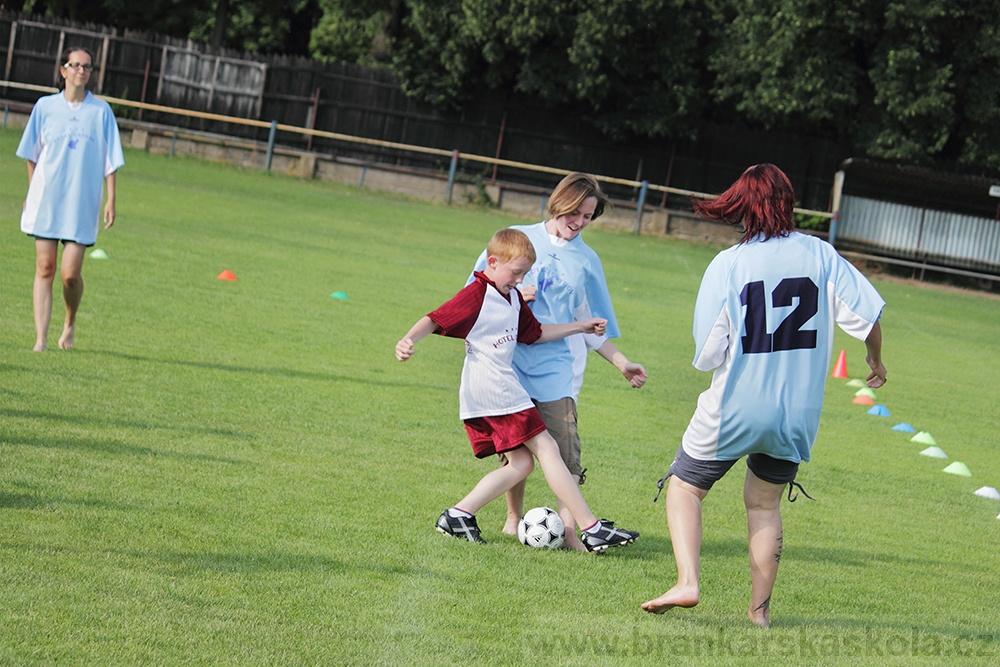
[{"xmin": 692, "ymin": 164, "xmax": 796, "ymax": 243}]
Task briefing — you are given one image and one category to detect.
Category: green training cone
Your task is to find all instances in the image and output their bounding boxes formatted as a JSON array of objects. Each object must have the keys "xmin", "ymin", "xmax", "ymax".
[
  {"xmin": 90, "ymin": 248, "xmax": 108, "ymax": 259},
  {"xmin": 854, "ymin": 387, "xmax": 876, "ymax": 399},
  {"xmin": 942, "ymin": 461, "xmax": 972, "ymax": 477},
  {"xmin": 846, "ymin": 379, "xmax": 866, "ymax": 388},
  {"xmin": 330, "ymin": 291, "xmax": 349, "ymax": 300},
  {"xmin": 910, "ymin": 431, "xmax": 937, "ymax": 445},
  {"xmin": 919, "ymin": 446, "xmax": 948, "ymax": 459}
]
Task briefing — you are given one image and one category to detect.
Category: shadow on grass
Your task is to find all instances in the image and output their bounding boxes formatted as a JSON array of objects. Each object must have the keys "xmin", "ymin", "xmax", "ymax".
[
  {"xmin": 622, "ymin": 536, "xmax": 949, "ymax": 569},
  {"xmin": 81, "ymin": 348, "xmax": 452, "ymax": 392},
  {"xmin": 0, "ymin": 491, "xmax": 124, "ymax": 510},
  {"xmin": 1, "ymin": 430, "xmax": 249, "ymax": 465},
  {"xmin": 1, "ymin": 406, "xmax": 254, "ymax": 441}
]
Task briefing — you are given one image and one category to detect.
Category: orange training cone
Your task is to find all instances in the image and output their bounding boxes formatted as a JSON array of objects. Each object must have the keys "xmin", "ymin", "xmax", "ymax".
[
  {"xmin": 217, "ymin": 270, "xmax": 237, "ymax": 281},
  {"xmin": 831, "ymin": 349, "xmax": 848, "ymax": 378}
]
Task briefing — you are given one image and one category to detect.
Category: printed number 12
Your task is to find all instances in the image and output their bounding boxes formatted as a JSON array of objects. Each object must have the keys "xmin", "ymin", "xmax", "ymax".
[{"xmin": 740, "ymin": 278, "xmax": 819, "ymax": 354}]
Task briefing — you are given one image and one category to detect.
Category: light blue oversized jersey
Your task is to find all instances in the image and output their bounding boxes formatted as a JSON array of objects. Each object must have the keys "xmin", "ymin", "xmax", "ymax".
[
  {"xmin": 17, "ymin": 91, "xmax": 125, "ymax": 246},
  {"xmin": 471, "ymin": 222, "xmax": 620, "ymax": 402},
  {"xmin": 682, "ymin": 232, "xmax": 885, "ymax": 463}
]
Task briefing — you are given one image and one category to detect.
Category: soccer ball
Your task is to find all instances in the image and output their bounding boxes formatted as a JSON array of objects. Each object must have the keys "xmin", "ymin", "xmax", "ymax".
[{"xmin": 517, "ymin": 506, "xmax": 565, "ymax": 549}]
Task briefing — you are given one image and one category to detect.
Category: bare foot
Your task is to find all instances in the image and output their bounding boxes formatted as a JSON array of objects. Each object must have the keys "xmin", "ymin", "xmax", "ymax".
[
  {"xmin": 748, "ymin": 600, "xmax": 771, "ymax": 628},
  {"xmin": 502, "ymin": 520, "xmax": 519, "ymax": 537},
  {"xmin": 33, "ymin": 341, "xmax": 47, "ymax": 352},
  {"xmin": 562, "ymin": 534, "xmax": 588, "ymax": 553},
  {"xmin": 58, "ymin": 324, "xmax": 75, "ymax": 350},
  {"xmin": 641, "ymin": 585, "xmax": 699, "ymax": 614}
]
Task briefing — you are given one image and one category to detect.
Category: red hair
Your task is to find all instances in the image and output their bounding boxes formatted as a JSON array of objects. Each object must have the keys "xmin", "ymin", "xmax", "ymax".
[{"xmin": 692, "ymin": 164, "xmax": 795, "ymax": 243}]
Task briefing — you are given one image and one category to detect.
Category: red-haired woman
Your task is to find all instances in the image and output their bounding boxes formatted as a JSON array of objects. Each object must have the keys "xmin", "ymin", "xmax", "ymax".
[{"xmin": 642, "ymin": 164, "xmax": 888, "ymax": 627}]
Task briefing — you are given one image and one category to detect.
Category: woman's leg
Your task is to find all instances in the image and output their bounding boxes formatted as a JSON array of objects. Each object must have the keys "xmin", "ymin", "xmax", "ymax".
[
  {"xmin": 32, "ymin": 239, "xmax": 59, "ymax": 351},
  {"xmin": 454, "ymin": 447, "xmax": 534, "ymax": 515},
  {"xmin": 641, "ymin": 476, "xmax": 708, "ymax": 613},
  {"xmin": 57, "ymin": 242, "xmax": 87, "ymax": 350},
  {"xmin": 743, "ymin": 469, "xmax": 785, "ymax": 628}
]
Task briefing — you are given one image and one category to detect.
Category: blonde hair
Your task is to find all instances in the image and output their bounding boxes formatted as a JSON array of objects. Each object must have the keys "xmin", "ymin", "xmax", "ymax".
[
  {"xmin": 487, "ymin": 228, "xmax": 536, "ymax": 264},
  {"xmin": 547, "ymin": 172, "xmax": 611, "ymax": 221}
]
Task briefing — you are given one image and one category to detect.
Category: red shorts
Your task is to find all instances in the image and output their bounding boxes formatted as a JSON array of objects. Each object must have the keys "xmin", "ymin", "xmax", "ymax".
[{"xmin": 463, "ymin": 408, "xmax": 548, "ymax": 459}]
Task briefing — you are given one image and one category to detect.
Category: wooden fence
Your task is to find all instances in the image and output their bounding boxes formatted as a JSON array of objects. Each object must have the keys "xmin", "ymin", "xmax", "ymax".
[{"xmin": 0, "ymin": 8, "xmax": 848, "ymax": 212}]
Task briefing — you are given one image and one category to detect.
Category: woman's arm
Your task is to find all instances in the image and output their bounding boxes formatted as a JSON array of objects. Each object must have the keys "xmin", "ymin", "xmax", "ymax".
[{"xmin": 103, "ymin": 171, "xmax": 117, "ymax": 229}]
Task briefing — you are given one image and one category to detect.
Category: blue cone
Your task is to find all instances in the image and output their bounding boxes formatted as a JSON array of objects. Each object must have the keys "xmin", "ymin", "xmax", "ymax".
[
  {"xmin": 892, "ymin": 423, "xmax": 915, "ymax": 433},
  {"xmin": 866, "ymin": 404, "xmax": 891, "ymax": 417}
]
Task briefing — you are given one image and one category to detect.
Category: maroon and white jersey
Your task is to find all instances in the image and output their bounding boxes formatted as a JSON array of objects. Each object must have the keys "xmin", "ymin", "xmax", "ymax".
[{"xmin": 429, "ymin": 271, "xmax": 543, "ymax": 419}]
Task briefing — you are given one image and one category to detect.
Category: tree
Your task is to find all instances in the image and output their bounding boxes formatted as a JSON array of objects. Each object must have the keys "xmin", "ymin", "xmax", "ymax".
[
  {"xmin": 392, "ymin": 0, "xmax": 721, "ymax": 141},
  {"xmin": 709, "ymin": 0, "xmax": 1000, "ymax": 170},
  {"xmin": 309, "ymin": 0, "xmax": 401, "ymax": 65}
]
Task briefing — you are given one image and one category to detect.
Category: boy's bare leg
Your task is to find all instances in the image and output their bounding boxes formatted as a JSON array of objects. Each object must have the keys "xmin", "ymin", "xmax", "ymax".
[
  {"xmin": 57, "ymin": 242, "xmax": 86, "ymax": 350},
  {"xmin": 454, "ymin": 447, "xmax": 534, "ymax": 516},
  {"xmin": 641, "ymin": 476, "xmax": 707, "ymax": 613},
  {"xmin": 556, "ymin": 482, "xmax": 587, "ymax": 552},
  {"xmin": 522, "ymin": 433, "xmax": 598, "ymax": 531},
  {"xmin": 502, "ymin": 479, "xmax": 526, "ymax": 535},
  {"xmin": 32, "ymin": 239, "xmax": 59, "ymax": 351},
  {"xmin": 744, "ymin": 470, "xmax": 785, "ymax": 629}
]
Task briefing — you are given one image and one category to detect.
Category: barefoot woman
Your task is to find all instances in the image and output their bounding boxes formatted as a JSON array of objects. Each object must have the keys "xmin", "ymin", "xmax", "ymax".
[
  {"xmin": 641, "ymin": 164, "xmax": 887, "ymax": 627},
  {"xmin": 17, "ymin": 46, "xmax": 124, "ymax": 351}
]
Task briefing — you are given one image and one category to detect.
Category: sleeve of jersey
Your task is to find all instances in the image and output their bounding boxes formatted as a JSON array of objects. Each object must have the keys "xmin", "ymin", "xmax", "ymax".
[
  {"xmin": 516, "ymin": 291, "xmax": 543, "ymax": 344},
  {"xmin": 830, "ymin": 253, "xmax": 886, "ymax": 341},
  {"xmin": 16, "ymin": 106, "xmax": 42, "ymax": 162},
  {"xmin": 582, "ymin": 254, "xmax": 621, "ymax": 338},
  {"xmin": 427, "ymin": 280, "xmax": 487, "ymax": 340},
  {"xmin": 691, "ymin": 256, "xmax": 732, "ymax": 372},
  {"xmin": 103, "ymin": 105, "xmax": 126, "ymax": 175}
]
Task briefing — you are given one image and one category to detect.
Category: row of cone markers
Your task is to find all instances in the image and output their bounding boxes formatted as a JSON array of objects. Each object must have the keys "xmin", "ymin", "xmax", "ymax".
[{"xmin": 832, "ymin": 350, "xmax": 1000, "ymax": 519}]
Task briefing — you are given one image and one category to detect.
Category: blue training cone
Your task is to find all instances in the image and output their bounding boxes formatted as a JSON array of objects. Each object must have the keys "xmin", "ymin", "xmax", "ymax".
[
  {"xmin": 892, "ymin": 423, "xmax": 916, "ymax": 433},
  {"xmin": 867, "ymin": 404, "xmax": 891, "ymax": 417}
]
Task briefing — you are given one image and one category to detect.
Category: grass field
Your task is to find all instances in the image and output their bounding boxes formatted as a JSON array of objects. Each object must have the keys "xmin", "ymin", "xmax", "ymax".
[{"xmin": 1, "ymin": 126, "xmax": 998, "ymax": 666}]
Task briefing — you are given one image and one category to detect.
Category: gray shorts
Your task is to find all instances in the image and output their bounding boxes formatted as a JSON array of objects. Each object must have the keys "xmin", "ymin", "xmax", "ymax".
[
  {"xmin": 668, "ymin": 446, "xmax": 799, "ymax": 491},
  {"xmin": 498, "ymin": 397, "xmax": 585, "ymax": 483}
]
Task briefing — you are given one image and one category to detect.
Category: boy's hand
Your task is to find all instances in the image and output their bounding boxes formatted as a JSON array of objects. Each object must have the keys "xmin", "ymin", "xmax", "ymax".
[
  {"xmin": 581, "ymin": 318, "xmax": 607, "ymax": 336},
  {"xmin": 396, "ymin": 338, "xmax": 416, "ymax": 361}
]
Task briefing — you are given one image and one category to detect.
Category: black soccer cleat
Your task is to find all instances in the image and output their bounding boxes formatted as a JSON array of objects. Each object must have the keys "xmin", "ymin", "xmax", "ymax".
[
  {"xmin": 436, "ymin": 510, "xmax": 486, "ymax": 543},
  {"xmin": 581, "ymin": 519, "xmax": 638, "ymax": 553}
]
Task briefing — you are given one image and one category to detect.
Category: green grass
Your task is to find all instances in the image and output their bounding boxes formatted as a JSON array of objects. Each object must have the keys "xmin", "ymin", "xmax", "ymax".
[{"xmin": 1, "ymin": 127, "xmax": 998, "ymax": 666}]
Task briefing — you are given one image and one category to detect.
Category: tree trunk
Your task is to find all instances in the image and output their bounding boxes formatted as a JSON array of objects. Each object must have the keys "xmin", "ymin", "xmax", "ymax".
[{"xmin": 211, "ymin": 0, "xmax": 230, "ymax": 50}]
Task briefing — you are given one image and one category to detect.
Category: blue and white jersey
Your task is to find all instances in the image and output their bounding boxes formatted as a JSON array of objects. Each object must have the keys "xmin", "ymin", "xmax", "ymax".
[
  {"xmin": 17, "ymin": 91, "xmax": 125, "ymax": 245},
  {"xmin": 683, "ymin": 232, "xmax": 885, "ymax": 463},
  {"xmin": 471, "ymin": 221, "xmax": 620, "ymax": 402}
]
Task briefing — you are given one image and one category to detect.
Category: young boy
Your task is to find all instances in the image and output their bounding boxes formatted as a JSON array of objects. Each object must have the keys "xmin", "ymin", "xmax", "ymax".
[{"xmin": 395, "ymin": 228, "xmax": 639, "ymax": 552}]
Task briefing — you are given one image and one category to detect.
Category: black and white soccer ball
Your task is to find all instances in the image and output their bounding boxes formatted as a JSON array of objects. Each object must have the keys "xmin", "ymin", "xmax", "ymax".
[{"xmin": 517, "ymin": 506, "xmax": 565, "ymax": 549}]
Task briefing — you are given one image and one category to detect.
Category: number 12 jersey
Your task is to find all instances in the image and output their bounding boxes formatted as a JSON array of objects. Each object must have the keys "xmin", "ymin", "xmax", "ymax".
[{"xmin": 682, "ymin": 232, "xmax": 885, "ymax": 463}]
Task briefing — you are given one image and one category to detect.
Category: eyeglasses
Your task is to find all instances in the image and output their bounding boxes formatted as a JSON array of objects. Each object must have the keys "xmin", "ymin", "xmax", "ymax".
[{"xmin": 63, "ymin": 63, "xmax": 93, "ymax": 72}]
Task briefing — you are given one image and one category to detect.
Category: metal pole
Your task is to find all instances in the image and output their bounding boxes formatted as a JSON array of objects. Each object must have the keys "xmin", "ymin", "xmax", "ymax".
[
  {"xmin": 445, "ymin": 149, "xmax": 459, "ymax": 203},
  {"xmin": 829, "ymin": 170, "xmax": 845, "ymax": 246},
  {"xmin": 170, "ymin": 130, "xmax": 177, "ymax": 157},
  {"xmin": 138, "ymin": 59, "xmax": 150, "ymax": 121},
  {"xmin": 307, "ymin": 87, "xmax": 320, "ymax": 152},
  {"xmin": 492, "ymin": 110, "xmax": 507, "ymax": 181},
  {"xmin": 265, "ymin": 119, "xmax": 277, "ymax": 171},
  {"xmin": 634, "ymin": 180, "xmax": 649, "ymax": 234}
]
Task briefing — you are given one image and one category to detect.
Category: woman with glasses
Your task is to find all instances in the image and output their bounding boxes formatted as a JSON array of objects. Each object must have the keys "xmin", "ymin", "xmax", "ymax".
[{"xmin": 16, "ymin": 46, "xmax": 125, "ymax": 351}]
